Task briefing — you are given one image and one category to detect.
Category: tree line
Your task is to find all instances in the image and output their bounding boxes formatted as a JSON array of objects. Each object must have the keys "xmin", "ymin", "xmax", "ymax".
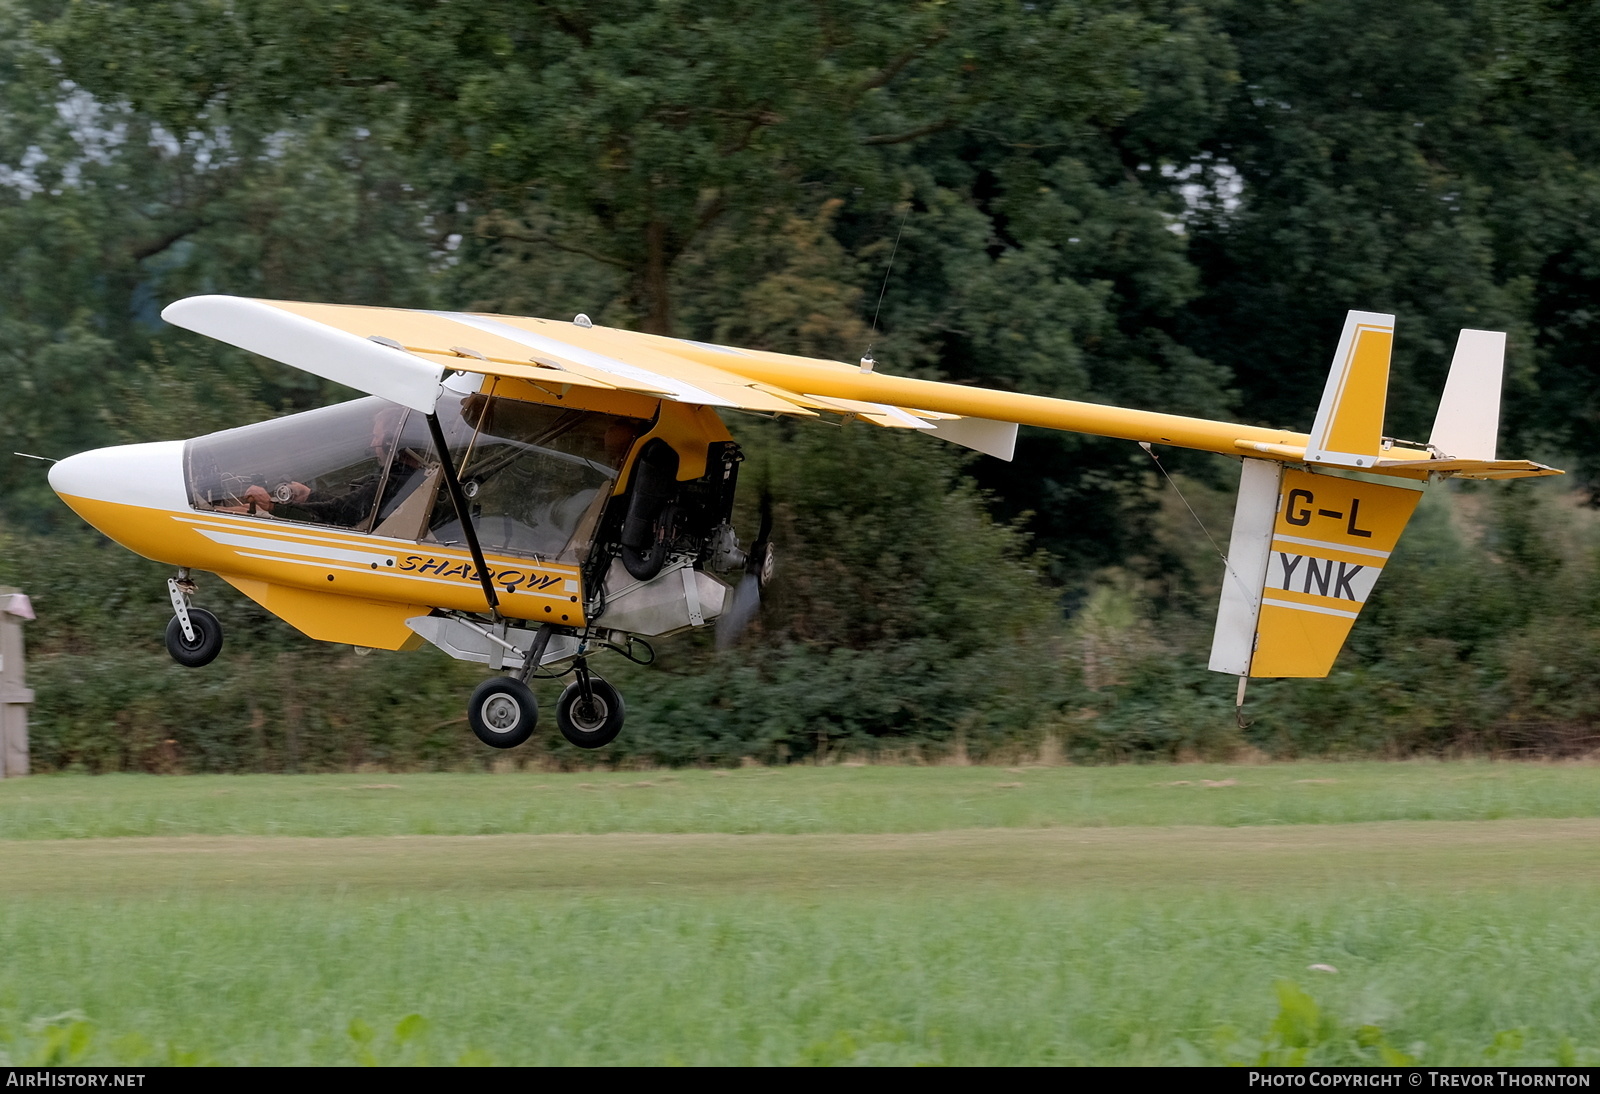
[{"xmin": 3, "ymin": 0, "xmax": 1600, "ymax": 768}]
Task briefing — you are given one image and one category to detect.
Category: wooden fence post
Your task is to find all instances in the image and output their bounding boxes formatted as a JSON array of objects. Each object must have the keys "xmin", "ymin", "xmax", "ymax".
[{"xmin": 0, "ymin": 586, "xmax": 35, "ymax": 777}]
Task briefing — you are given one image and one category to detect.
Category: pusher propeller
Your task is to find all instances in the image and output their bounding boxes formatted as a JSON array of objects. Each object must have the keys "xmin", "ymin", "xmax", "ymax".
[{"xmin": 715, "ymin": 488, "xmax": 774, "ymax": 650}]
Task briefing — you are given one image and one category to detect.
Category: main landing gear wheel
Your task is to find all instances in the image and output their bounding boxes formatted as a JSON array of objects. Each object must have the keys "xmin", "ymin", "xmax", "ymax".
[
  {"xmin": 556, "ymin": 676, "xmax": 625, "ymax": 750},
  {"xmin": 165, "ymin": 607, "xmax": 223, "ymax": 668},
  {"xmin": 468, "ymin": 677, "xmax": 539, "ymax": 749}
]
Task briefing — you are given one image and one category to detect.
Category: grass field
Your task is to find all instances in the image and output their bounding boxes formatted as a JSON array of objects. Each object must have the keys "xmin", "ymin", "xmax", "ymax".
[{"xmin": 1, "ymin": 762, "xmax": 1597, "ymax": 1065}]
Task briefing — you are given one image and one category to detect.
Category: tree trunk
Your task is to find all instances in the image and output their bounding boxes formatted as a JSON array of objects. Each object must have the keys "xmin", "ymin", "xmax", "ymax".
[{"xmin": 641, "ymin": 219, "xmax": 673, "ymax": 335}]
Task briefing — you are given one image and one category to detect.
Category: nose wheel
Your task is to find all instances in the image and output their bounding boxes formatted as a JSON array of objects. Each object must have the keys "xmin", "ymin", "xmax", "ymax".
[{"xmin": 164, "ymin": 574, "xmax": 224, "ymax": 667}]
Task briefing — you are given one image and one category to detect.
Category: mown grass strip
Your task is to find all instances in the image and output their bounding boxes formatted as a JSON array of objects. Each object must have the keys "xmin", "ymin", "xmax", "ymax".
[
  {"xmin": 1, "ymin": 819, "xmax": 1597, "ymax": 896},
  {"xmin": 6, "ymin": 761, "xmax": 1600, "ymax": 839}
]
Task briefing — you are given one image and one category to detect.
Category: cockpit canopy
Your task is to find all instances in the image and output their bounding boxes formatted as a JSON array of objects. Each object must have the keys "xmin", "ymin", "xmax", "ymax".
[{"xmin": 185, "ymin": 392, "xmax": 648, "ymax": 565}]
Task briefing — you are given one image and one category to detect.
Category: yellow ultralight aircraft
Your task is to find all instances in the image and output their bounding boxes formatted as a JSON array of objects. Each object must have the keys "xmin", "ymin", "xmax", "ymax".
[{"xmin": 48, "ymin": 298, "xmax": 1560, "ymax": 748}]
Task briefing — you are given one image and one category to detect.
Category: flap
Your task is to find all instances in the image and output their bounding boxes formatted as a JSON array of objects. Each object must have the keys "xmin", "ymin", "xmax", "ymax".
[
  {"xmin": 801, "ymin": 394, "xmax": 934, "ymax": 429},
  {"xmin": 927, "ymin": 417, "xmax": 1018, "ymax": 460}
]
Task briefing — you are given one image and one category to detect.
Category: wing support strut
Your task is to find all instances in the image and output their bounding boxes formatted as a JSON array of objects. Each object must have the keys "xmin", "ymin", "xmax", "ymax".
[{"xmin": 425, "ymin": 412, "xmax": 501, "ymax": 619}]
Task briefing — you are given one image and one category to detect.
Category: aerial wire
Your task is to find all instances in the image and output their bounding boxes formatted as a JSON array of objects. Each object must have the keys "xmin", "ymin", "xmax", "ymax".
[
  {"xmin": 862, "ymin": 202, "xmax": 912, "ymax": 369},
  {"xmin": 1138, "ymin": 441, "xmax": 1229, "ymax": 565},
  {"xmin": 1137, "ymin": 441, "xmax": 1255, "ymax": 726}
]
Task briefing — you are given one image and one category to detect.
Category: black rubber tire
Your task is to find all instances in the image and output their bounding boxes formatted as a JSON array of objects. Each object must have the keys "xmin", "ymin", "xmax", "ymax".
[
  {"xmin": 165, "ymin": 607, "xmax": 223, "ymax": 668},
  {"xmin": 467, "ymin": 676, "xmax": 539, "ymax": 749},
  {"xmin": 556, "ymin": 677, "xmax": 626, "ymax": 749}
]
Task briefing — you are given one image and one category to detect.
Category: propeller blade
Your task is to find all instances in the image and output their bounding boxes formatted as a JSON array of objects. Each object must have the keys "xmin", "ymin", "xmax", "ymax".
[
  {"xmin": 715, "ymin": 478, "xmax": 775, "ymax": 650},
  {"xmin": 755, "ymin": 487, "xmax": 774, "ymax": 548},
  {"xmin": 715, "ymin": 573, "xmax": 762, "ymax": 650}
]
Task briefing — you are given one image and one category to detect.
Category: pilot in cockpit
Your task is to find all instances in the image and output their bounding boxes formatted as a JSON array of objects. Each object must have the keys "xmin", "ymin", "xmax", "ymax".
[{"xmin": 239, "ymin": 405, "xmax": 427, "ymax": 528}]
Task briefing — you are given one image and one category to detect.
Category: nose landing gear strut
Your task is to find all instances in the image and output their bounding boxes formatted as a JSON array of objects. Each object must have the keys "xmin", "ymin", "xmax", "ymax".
[{"xmin": 165, "ymin": 571, "xmax": 224, "ymax": 667}]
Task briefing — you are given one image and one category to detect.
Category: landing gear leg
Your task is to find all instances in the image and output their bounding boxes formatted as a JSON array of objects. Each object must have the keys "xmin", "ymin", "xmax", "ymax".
[
  {"xmin": 466, "ymin": 624, "xmax": 553, "ymax": 750},
  {"xmin": 556, "ymin": 658, "xmax": 625, "ymax": 749},
  {"xmin": 164, "ymin": 571, "xmax": 223, "ymax": 668},
  {"xmin": 517, "ymin": 624, "xmax": 555, "ymax": 685}
]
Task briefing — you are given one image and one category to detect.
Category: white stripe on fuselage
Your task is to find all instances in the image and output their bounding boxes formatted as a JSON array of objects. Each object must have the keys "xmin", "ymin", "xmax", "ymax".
[
  {"xmin": 1270, "ymin": 533, "xmax": 1392, "ymax": 559},
  {"xmin": 197, "ymin": 526, "xmax": 396, "ymax": 568}
]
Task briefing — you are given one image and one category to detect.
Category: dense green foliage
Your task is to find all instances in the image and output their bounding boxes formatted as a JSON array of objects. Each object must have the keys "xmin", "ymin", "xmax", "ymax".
[{"xmin": 4, "ymin": 1, "xmax": 1600, "ymax": 766}]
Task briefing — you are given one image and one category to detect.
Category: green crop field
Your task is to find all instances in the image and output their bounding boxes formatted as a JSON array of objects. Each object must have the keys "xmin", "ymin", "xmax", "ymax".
[{"xmin": 1, "ymin": 762, "xmax": 1598, "ymax": 1065}]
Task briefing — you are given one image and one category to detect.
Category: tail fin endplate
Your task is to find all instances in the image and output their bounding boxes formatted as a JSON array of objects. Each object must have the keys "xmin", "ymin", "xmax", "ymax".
[
  {"xmin": 1428, "ymin": 329, "xmax": 1504, "ymax": 460},
  {"xmin": 1304, "ymin": 311, "xmax": 1394, "ymax": 470}
]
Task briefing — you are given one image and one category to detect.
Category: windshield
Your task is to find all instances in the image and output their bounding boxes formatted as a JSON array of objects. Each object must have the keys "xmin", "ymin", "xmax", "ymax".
[{"xmin": 185, "ymin": 393, "xmax": 648, "ymax": 564}]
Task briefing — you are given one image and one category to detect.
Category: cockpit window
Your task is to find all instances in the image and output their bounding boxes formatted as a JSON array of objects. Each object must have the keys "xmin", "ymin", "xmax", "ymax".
[
  {"xmin": 185, "ymin": 398, "xmax": 404, "ymax": 531},
  {"xmin": 423, "ymin": 393, "xmax": 644, "ymax": 562},
  {"xmin": 185, "ymin": 393, "xmax": 648, "ymax": 564}
]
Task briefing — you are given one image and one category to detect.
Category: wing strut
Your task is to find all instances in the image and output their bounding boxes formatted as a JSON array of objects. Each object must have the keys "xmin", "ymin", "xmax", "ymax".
[{"xmin": 425, "ymin": 412, "xmax": 501, "ymax": 619}]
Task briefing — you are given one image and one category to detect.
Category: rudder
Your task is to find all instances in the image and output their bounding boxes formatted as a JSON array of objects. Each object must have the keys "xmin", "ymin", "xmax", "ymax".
[{"xmin": 1211, "ymin": 463, "xmax": 1422, "ymax": 679}]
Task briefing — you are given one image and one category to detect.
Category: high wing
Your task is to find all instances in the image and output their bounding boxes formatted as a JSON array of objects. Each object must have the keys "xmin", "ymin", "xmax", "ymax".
[
  {"xmin": 155, "ymin": 295, "xmax": 1291, "ymax": 465},
  {"xmin": 162, "ymin": 295, "xmax": 1564, "ymax": 476}
]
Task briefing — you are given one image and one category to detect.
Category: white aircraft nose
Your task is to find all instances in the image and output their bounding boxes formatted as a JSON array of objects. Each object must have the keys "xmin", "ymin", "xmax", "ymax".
[{"xmin": 49, "ymin": 440, "xmax": 191, "ymax": 511}]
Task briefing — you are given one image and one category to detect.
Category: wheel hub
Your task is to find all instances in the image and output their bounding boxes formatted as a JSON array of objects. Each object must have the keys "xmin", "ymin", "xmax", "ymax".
[
  {"xmin": 482, "ymin": 695, "xmax": 521, "ymax": 733},
  {"xmin": 572, "ymin": 697, "xmax": 608, "ymax": 731}
]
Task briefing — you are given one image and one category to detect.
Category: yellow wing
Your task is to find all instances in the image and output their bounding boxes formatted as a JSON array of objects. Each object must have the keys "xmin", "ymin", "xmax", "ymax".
[
  {"xmin": 163, "ymin": 295, "xmax": 1567, "ymax": 476},
  {"xmin": 151, "ymin": 295, "xmax": 1322, "ymax": 465}
]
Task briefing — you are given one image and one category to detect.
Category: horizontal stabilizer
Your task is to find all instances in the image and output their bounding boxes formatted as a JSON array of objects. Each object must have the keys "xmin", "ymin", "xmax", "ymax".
[
  {"xmin": 1429, "ymin": 329, "xmax": 1504, "ymax": 460},
  {"xmin": 1373, "ymin": 457, "xmax": 1561, "ymax": 480}
]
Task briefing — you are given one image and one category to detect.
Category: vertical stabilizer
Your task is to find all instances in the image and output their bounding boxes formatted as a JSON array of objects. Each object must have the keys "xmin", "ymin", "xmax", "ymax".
[
  {"xmin": 1428, "ymin": 329, "xmax": 1504, "ymax": 460},
  {"xmin": 1305, "ymin": 311, "xmax": 1395, "ymax": 469},
  {"xmin": 1210, "ymin": 467, "xmax": 1424, "ymax": 679},
  {"xmin": 1211, "ymin": 461, "xmax": 1425, "ymax": 680}
]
